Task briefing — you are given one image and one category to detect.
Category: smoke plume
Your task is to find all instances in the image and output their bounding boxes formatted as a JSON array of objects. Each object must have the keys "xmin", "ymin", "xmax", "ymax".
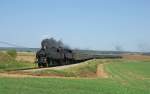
[{"xmin": 41, "ymin": 38, "xmax": 69, "ymax": 49}]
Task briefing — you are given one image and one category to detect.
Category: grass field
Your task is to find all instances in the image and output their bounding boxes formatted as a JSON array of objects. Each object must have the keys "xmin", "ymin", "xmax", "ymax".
[
  {"xmin": 0, "ymin": 52, "xmax": 35, "ymax": 71},
  {"xmin": 0, "ymin": 52, "xmax": 150, "ymax": 94},
  {"xmin": 0, "ymin": 77, "xmax": 149, "ymax": 94},
  {"xmin": 105, "ymin": 60, "xmax": 150, "ymax": 93},
  {"xmin": 30, "ymin": 59, "xmax": 102, "ymax": 77},
  {"xmin": 0, "ymin": 60, "xmax": 35, "ymax": 71},
  {"xmin": 16, "ymin": 52, "xmax": 35, "ymax": 62},
  {"xmin": 0, "ymin": 60, "xmax": 150, "ymax": 94}
]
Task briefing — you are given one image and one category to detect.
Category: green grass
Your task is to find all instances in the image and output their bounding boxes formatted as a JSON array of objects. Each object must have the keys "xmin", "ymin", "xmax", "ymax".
[
  {"xmin": 0, "ymin": 52, "xmax": 35, "ymax": 71},
  {"xmin": 0, "ymin": 60, "xmax": 35, "ymax": 71},
  {"xmin": 105, "ymin": 60, "xmax": 150, "ymax": 90},
  {"xmin": 0, "ymin": 52, "xmax": 150, "ymax": 94},
  {"xmin": 106, "ymin": 61, "xmax": 150, "ymax": 78},
  {"xmin": 0, "ymin": 77, "xmax": 149, "ymax": 94},
  {"xmin": 31, "ymin": 59, "xmax": 107, "ymax": 77}
]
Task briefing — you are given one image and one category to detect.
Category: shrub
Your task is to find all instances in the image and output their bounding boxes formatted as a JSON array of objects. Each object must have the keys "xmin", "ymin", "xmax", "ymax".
[
  {"xmin": 6, "ymin": 49, "xmax": 17, "ymax": 59},
  {"xmin": 0, "ymin": 52, "xmax": 12, "ymax": 61}
]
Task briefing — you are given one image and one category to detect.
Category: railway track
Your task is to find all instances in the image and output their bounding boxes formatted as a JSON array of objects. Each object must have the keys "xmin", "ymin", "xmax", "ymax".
[
  {"xmin": 6, "ymin": 61, "xmax": 88, "ymax": 72},
  {"xmin": 0, "ymin": 62, "xmax": 88, "ymax": 78},
  {"xmin": 22, "ymin": 62, "xmax": 88, "ymax": 72}
]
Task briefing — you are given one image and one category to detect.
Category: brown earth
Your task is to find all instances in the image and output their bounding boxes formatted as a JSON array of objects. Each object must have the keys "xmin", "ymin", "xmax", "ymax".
[
  {"xmin": 122, "ymin": 54, "xmax": 150, "ymax": 61},
  {"xmin": 0, "ymin": 72, "xmax": 97, "ymax": 79},
  {"xmin": 0, "ymin": 72, "xmax": 71, "ymax": 78},
  {"xmin": 96, "ymin": 64, "xmax": 108, "ymax": 78}
]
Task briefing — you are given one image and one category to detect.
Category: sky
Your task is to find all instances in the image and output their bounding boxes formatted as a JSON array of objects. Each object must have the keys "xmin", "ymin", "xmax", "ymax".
[{"xmin": 0, "ymin": 0, "xmax": 150, "ymax": 52}]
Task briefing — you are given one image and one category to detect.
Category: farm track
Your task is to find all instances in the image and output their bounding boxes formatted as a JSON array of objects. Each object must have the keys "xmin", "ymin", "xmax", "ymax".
[
  {"xmin": 0, "ymin": 72, "xmax": 47, "ymax": 78},
  {"xmin": 96, "ymin": 64, "xmax": 108, "ymax": 78},
  {"xmin": 0, "ymin": 72, "xmax": 97, "ymax": 79},
  {"xmin": 0, "ymin": 72, "xmax": 72, "ymax": 78}
]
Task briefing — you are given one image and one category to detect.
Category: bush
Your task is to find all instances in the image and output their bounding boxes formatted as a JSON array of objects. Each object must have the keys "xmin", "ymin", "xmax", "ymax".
[
  {"xmin": 0, "ymin": 52, "xmax": 12, "ymax": 61},
  {"xmin": 6, "ymin": 49, "xmax": 17, "ymax": 59}
]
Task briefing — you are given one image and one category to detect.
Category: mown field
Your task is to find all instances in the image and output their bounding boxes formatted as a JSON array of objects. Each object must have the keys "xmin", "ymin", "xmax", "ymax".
[{"xmin": 0, "ymin": 52, "xmax": 150, "ymax": 94}]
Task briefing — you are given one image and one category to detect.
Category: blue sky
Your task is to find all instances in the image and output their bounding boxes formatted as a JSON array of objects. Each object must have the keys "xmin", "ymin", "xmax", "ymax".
[{"xmin": 0, "ymin": 0, "xmax": 150, "ymax": 51}]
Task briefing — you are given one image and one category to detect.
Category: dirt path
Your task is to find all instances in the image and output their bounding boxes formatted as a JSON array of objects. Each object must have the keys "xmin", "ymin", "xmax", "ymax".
[
  {"xmin": 0, "ymin": 72, "xmax": 74, "ymax": 78},
  {"xmin": 0, "ymin": 72, "xmax": 97, "ymax": 79},
  {"xmin": 96, "ymin": 64, "xmax": 108, "ymax": 78},
  {"xmin": 0, "ymin": 73, "xmax": 48, "ymax": 78}
]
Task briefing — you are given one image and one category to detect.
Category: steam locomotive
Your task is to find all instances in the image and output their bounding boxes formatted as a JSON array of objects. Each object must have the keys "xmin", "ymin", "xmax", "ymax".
[
  {"xmin": 36, "ymin": 38, "xmax": 92, "ymax": 68},
  {"xmin": 36, "ymin": 38, "xmax": 122, "ymax": 68}
]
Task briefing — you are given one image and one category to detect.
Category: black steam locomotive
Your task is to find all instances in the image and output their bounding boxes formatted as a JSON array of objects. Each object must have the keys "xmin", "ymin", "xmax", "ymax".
[
  {"xmin": 36, "ymin": 38, "xmax": 122, "ymax": 68},
  {"xmin": 36, "ymin": 38, "xmax": 92, "ymax": 68}
]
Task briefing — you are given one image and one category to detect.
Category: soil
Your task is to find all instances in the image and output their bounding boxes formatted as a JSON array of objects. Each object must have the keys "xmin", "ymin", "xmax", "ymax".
[
  {"xmin": 123, "ymin": 54, "xmax": 150, "ymax": 61},
  {"xmin": 96, "ymin": 64, "xmax": 108, "ymax": 78}
]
